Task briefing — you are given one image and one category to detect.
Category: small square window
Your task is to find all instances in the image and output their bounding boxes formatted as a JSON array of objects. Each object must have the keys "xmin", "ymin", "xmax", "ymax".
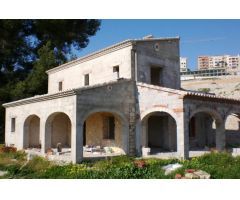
[
  {"xmin": 113, "ymin": 66, "xmax": 120, "ymax": 79},
  {"xmin": 84, "ymin": 74, "xmax": 89, "ymax": 86},
  {"xmin": 113, "ymin": 66, "xmax": 119, "ymax": 72},
  {"xmin": 58, "ymin": 81, "xmax": 63, "ymax": 91},
  {"xmin": 11, "ymin": 118, "xmax": 16, "ymax": 132},
  {"xmin": 150, "ymin": 66, "xmax": 163, "ymax": 86}
]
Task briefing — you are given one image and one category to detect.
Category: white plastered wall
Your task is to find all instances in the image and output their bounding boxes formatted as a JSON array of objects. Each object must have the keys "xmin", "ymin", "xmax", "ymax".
[{"xmin": 48, "ymin": 46, "xmax": 132, "ymax": 93}]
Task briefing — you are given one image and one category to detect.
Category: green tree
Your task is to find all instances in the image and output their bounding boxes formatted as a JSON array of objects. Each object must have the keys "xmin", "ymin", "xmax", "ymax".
[
  {"xmin": 0, "ymin": 19, "xmax": 101, "ymax": 142},
  {"xmin": 11, "ymin": 41, "xmax": 59, "ymax": 99}
]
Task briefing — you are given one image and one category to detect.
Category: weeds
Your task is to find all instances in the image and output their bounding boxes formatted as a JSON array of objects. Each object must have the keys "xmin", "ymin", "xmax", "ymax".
[{"xmin": 1, "ymin": 151, "xmax": 240, "ymax": 179}]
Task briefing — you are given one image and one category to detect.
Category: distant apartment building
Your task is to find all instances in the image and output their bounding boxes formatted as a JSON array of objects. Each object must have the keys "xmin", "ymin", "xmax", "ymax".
[
  {"xmin": 180, "ymin": 57, "xmax": 188, "ymax": 72},
  {"xmin": 228, "ymin": 56, "xmax": 240, "ymax": 69},
  {"xmin": 198, "ymin": 56, "xmax": 209, "ymax": 70},
  {"xmin": 181, "ymin": 54, "xmax": 240, "ymax": 80},
  {"xmin": 198, "ymin": 55, "xmax": 240, "ymax": 71}
]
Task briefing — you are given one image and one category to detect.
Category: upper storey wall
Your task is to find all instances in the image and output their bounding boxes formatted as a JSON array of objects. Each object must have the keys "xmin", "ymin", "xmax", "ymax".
[
  {"xmin": 47, "ymin": 45, "xmax": 133, "ymax": 94},
  {"xmin": 136, "ymin": 39, "xmax": 180, "ymax": 89}
]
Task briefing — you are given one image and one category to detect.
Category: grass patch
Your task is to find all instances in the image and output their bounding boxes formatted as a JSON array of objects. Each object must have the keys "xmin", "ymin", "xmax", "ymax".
[{"xmin": 1, "ymin": 151, "xmax": 240, "ymax": 179}]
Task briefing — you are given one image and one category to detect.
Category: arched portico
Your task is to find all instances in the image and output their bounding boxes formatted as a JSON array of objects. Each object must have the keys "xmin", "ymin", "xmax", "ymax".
[
  {"xmin": 189, "ymin": 108, "xmax": 225, "ymax": 151},
  {"xmin": 44, "ymin": 112, "xmax": 72, "ymax": 152},
  {"xmin": 81, "ymin": 109, "xmax": 128, "ymax": 154},
  {"xmin": 23, "ymin": 115, "xmax": 40, "ymax": 148},
  {"xmin": 141, "ymin": 109, "xmax": 177, "ymax": 154},
  {"xmin": 224, "ymin": 112, "xmax": 240, "ymax": 147}
]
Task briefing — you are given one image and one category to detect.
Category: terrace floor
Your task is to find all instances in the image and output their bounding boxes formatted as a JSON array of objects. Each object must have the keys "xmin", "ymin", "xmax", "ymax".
[
  {"xmin": 25, "ymin": 147, "xmax": 240, "ymax": 164},
  {"xmin": 25, "ymin": 148, "xmax": 124, "ymax": 164}
]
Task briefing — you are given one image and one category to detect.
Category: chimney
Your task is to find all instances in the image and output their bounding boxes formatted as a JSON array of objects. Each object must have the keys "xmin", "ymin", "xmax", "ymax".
[{"xmin": 143, "ymin": 35, "xmax": 154, "ymax": 39}]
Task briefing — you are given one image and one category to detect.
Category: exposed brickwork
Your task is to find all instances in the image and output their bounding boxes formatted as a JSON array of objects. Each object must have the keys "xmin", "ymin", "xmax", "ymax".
[
  {"xmin": 153, "ymin": 104, "xmax": 168, "ymax": 108},
  {"xmin": 173, "ymin": 108, "xmax": 184, "ymax": 113}
]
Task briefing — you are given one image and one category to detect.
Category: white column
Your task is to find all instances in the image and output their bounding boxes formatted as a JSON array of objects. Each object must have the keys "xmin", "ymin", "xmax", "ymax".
[
  {"xmin": 40, "ymin": 118, "xmax": 47, "ymax": 155},
  {"xmin": 17, "ymin": 119, "xmax": 25, "ymax": 150},
  {"xmin": 41, "ymin": 115, "xmax": 53, "ymax": 155}
]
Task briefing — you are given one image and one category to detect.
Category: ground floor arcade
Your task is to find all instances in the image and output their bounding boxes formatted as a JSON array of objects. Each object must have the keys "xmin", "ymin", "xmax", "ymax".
[{"xmin": 3, "ymin": 82, "xmax": 240, "ymax": 163}]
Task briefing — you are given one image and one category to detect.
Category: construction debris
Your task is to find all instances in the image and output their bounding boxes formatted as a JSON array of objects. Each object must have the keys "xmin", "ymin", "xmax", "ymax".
[
  {"xmin": 175, "ymin": 169, "xmax": 211, "ymax": 179},
  {"xmin": 162, "ymin": 163, "xmax": 183, "ymax": 175},
  {"xmin": 0, "ymin": 170, "xmax": 8, "ymax": 177}
]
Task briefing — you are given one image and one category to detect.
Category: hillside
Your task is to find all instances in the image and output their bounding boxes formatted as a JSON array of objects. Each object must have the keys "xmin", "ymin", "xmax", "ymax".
[{"xmin": 181, "ymin": 75, "xmax": 240, "ymax": 99}]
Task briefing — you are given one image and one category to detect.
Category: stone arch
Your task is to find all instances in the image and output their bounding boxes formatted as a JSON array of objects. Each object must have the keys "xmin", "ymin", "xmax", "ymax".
[
  {"xmin": 82, "ymin": 108, "xmax": 128, "ymax": 125},
  {"xmin": 81, "ymin": 108, "xmax": 128, "ymax": 154},
  {"xmin": 141, "ymin": 107, "xmax": 178, "ymax": 122},
  {"xmin": 190, "ymin": 107, "xmax": 223, "ymax": 124},
  {"xmin": 141, "ymin": 108, "xmax": 178, "ymax": 153},
  {"xmin": 189, "ymin": 107, "xmax": 225, "ymax": 151},
  {"xmin": 224, "ymin": 111, "xmax": 240, "ymax": 147},
  {"xmin": 23, "ymin": 114, "xmax": 40, "ymax": 149},
  {"xmin": 45, "ymin": 112, "xmax": 72, "ymax": 151}
]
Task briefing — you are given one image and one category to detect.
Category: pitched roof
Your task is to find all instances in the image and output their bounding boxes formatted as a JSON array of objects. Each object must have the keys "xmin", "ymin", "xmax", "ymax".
[
  {"xmin": 46, "ymin": 36, "xmax": 180, "ymax": 74},
  {"xmin": 2, "ymin": 79, "xmax": 132, "ymax": 108},
  {"xmin": 184, "ymin": 91, "xmax": 240, "ymax": 104}
]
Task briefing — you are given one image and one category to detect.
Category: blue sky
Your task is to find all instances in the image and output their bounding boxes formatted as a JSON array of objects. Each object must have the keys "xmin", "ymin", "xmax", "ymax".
[{"xmin": 76, "ymin": 20, "xmax": 240, "ymax": 70}]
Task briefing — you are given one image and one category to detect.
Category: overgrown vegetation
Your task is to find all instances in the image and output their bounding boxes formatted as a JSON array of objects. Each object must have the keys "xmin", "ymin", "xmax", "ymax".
[{"xmin": 1, "ymin": 149, "xmax": 240, "ymax": 179}]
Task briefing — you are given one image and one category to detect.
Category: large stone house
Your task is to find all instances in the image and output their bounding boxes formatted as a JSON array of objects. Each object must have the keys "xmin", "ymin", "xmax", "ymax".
[{"xmin": 3, "ymin": 36, "xmax": 240, "ymax": 163}]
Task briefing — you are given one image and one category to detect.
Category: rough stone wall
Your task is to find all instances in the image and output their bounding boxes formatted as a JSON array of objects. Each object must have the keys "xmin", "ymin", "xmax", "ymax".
[
  {"xmin": 148, "ymin": 116, "xmax": 165, "ymax": 147},
  {"xmin": 137, "ymin": 83, "xmax": 184, "ymax": 118},
  {"xmin": 181, "ymin": 76, "xmax": 240, "ymax": 147},
  {"xmin": 136, "ymin": 83, "xmax": 185, "ymax": 156},
  {"xmin": 190, "ymin": 113, "xmax": 216, "ymax": 149},
  {"xmin": 48, "ymin": 46, "xmax": 132, "ymax": 94},
  {"xmin": 136, "ymin": 40, "xmax": 180, "ymax": 90},
  {"xmin": 76, "ymin": 80, "xmax": 135, "ymax": 154},
  {"xmin": 85, "ymin": 112, "xmax": 122, "ymax": 148},
  {"xmin": 142, "ymin": 112, "xmax": 177, "ymax": 151},
  {"xmin": 225, "ymin": 114, "xmax": 240, "ymax": 146},
  {"xmin": 184, "ymin": 97, "xmax": 240, "ymax": 149},
  {"xmin": 168, "ymin": 116, "xmax": 177, "ymax": 151}
]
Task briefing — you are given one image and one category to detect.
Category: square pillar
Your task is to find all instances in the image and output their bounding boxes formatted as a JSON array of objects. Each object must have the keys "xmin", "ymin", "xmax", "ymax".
[
  {"xmin": 41, "ymin": 118, "xmax": 51, "ymax": 155},
  {"xmin": 216, "ymin": 121, "xmax": 225, "ymax": 151},
  {"xmin": 177, "ymin": 112, "xmax": 189, "ymax": 159},
  {"xmin": 135, "ymin": 120, "xmax": 142, "ymax": 155},
  {"xmin": 71, "ymin": 121, "xmax": 83, "ymax": 164},
  {"xmin": 40, "ymin": 119, "xmax": 46, "ymax": 155}
]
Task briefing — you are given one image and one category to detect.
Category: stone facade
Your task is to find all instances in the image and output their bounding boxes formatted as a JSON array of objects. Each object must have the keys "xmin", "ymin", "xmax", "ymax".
[{"xmin": 3, "ymin": 36, "xmax": 240, "ymax": 163}]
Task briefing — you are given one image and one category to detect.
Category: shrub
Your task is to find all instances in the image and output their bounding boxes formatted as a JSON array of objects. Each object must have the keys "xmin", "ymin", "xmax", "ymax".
[
  {"xmin": 169, "ymin": 152, "xmax": 240, "ymax": 179},
  {"xmin": 0, "ymin": 146, "xmax": 17, "ymax": 153},
  {"xmin": 134, "ymin": 159, "xmax": 147, "ymax": 168},
  {"xmin": 3, "ymin": 152, "xmax": 240, "ymax": 179},
  {"xmin": 198, "ymin": 88, "xmax": 211, "ymax": 93}
]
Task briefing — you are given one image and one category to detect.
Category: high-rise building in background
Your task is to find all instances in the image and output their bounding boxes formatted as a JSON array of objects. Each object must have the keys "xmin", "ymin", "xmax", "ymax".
[
  {"xmin": 198, "ymin": 55, "xmax": 240, "ymax": 72},
  {"xmin": 181, "ymin": 54, "xmax": 240, "ymax": 80},
  {"xmin": 180, "ymin": 57, "xmax": 188, "ymax": 72},
  {"xmin": 198, "ymin": 56, "xmax": 210, "ymax": 70}
]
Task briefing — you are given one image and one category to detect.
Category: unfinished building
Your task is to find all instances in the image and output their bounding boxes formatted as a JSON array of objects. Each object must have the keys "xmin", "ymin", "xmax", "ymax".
[{"xmin": 3, "ymin": 36, "xmax": 240, "ymax": 163}]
